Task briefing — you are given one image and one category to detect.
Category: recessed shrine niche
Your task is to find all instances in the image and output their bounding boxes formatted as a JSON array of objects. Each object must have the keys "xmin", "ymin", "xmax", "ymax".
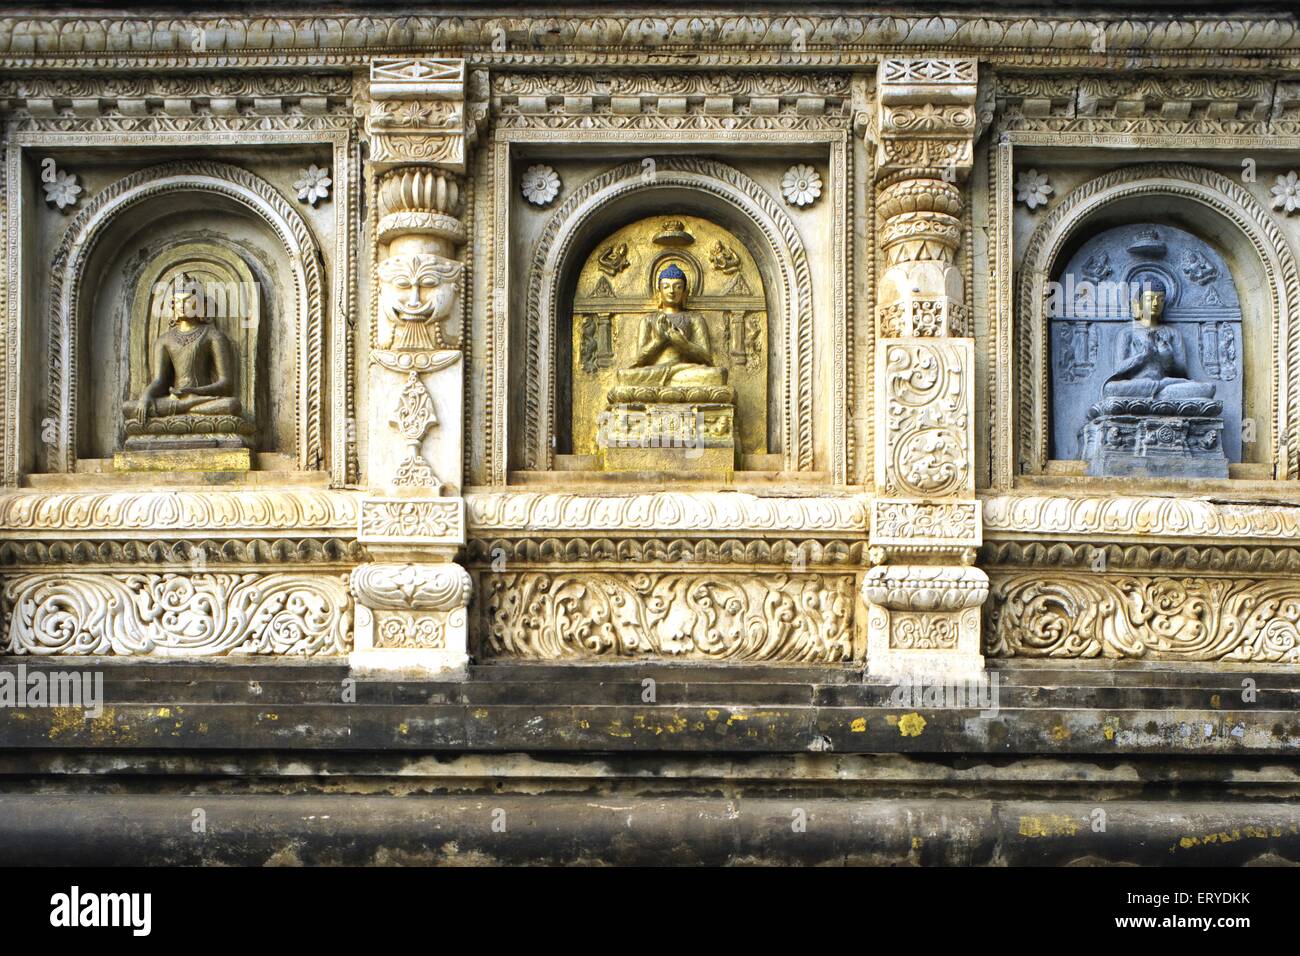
[
  {"xmin": 47, "ymin": 161, "xmax": 329, "ymax": 476},
  {"xmin": 563, "ymin": 214, "xmax": 774, "ymax": 478},
  {"xmin": 1050, "ymin": 223, "xmax": 1245, "ymax": 478}
]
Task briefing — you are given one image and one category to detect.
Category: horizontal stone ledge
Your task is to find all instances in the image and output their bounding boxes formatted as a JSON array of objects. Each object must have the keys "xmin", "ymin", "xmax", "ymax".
[
  {"xmin": 2, "ymin": 699, "xmax": 1297, "ymax": 756},
  {"xmin": 0, "ymin": 793, "xmax": 1294, "ymax": 866},
  {"xmin": 982, "ymin": 492, "xmax": 1300, "ymax": 543}
]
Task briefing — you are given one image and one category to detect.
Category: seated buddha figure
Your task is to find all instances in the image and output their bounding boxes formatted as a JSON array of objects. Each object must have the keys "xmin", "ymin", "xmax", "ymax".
[
  {"xmin": 614, "ymin": 264, "xmax": 727, "ymax": 393},
  {"xmin": 122, "ymin": 274, "xmax": 243, "ymax": 421},
  {"xmin": 1101, "ymin": 279, "xmax": 1215, "ymax": 402}
]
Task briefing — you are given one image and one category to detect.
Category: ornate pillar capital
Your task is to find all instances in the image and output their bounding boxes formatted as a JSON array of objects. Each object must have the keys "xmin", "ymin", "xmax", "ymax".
[
  {"xmin": 364, "ymin": 57, "xmax": 487, "ymax": 175},
  {"xmin": 873, "ymin": 58, "xmax": 978, "ymax": 180}
]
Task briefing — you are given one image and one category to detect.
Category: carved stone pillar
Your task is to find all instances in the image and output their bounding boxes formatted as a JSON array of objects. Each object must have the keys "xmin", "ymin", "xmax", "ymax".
[
  {"xmin": 352, "ymin": 58, "xmax": 484, "ymax": 675},
  {"xmin": 864, "ymin": 59, "xmax": 987, "ymax": 678}
]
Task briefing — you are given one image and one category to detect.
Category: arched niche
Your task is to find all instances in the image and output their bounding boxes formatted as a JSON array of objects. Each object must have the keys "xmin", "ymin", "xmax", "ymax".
[
  {"xmin": 47, "ymin": 161, "xmax": 326, "ymax": 473},
  {"xmin": 522, "ymin": 157, "xmax": 813, "ymax": 474},
  {"xmin": 1017, "ymin": 163, "xmax": 1300, "ymax": 479}
]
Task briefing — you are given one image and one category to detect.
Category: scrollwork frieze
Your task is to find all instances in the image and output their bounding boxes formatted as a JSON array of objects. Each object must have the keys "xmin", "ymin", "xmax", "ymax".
[
  {"xmin": 2, "ymin": 571, "xmax": 351, "ymax": 657},
  {"xmin": 986, "ymin": 571, "xmax": 1300, "ymax": 663},
  {"xmin": 0, "ymin": 537, "xmax": 363, "ymax": 568},
  {"xmin": 984, "ymin": 494, "xmax": 1300, "ymax": 543},
  {"xmin": 481, "ymin": 570, "xmax": 854, "ymax": 662}
]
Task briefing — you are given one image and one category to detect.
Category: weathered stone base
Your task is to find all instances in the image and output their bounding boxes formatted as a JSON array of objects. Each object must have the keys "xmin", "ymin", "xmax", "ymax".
[
  {"xmin": 1, "ymin": 660, "xmax": 1299, "ymax": 865},
  {"xmin": 1082, "ymin": 414, "xmax": 1228, "ymax": 478}
]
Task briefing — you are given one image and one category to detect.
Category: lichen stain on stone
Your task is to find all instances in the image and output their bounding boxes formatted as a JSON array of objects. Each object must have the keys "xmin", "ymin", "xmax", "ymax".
[
  {"xmin": 1019, "ymin": 814, "xmax": 1079, "ymax": 838},
  {"xmin": 1049, "ymin": 724, "xmax": 1070, "ymax": 742},
  {"xmin": 631, "ymin": 714, "xmax": 688, "ymax": 735},
  {"xmin": 897, "ymin": 713, "xmax": 926, "ymax": 737},
  {"xmin": 1171, "ymin": 823, "xmax": 1296, "ymax": 853},
  {"xmin": 49, "ymin": 707, "xmax": 130, "ymax": 746},
  {"xmin": 850, "ymin": 717, "xmax": 867, "ymax": 733}
]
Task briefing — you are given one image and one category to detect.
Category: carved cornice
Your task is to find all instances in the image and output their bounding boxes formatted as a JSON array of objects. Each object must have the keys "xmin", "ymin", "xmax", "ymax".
[
  {"xmin": 491, "ymin": 70, "xmax": 850, "ymax": 131},
  {"xmin": 1, "ymin": 72, "xmax": 354, "ymax": 132},
  {"xmin": 0, "ymin": 16, "xmax": 1297, "ymax": 68},
  {"xmin": 0, "ymin": 537, "xmax": 363, "ymax": 568},
  {"xmin": 996, "ymin": 72, "xmax": 1300, "ymax": 137},
  {"xmin": 466, "ymin": 536, "xmax": 871, "ymax": 567},
  {"xmin": 0, "ymin": 490, "xmax": 360, "ymax": 538},
  {"xmin": 982, "ymin": 539, "xmax": 1300, "ymax": 575},
  {"xmin": 983, "ymin": 494, "xmax": 1300, "ymax": 543},
  {"xmin": 465, "ymin": 492, "xmax": 869, "ymax": 537}
]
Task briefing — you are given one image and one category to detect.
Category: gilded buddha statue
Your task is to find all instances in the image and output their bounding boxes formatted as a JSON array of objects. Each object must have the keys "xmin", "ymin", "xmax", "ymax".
[
  {"xmin": 122, "ymin": 274, "xmax": 243, "ymax": 421},
  {"xmin": 609, "ymin": 264, "xmax": 731, "ymax": 403},
  {"xmin": 1101, "ymin": 279, "xmax": 1216, "ymax": 402}
]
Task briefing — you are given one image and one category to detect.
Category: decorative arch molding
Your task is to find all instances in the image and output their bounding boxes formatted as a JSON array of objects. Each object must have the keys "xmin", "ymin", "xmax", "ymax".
[
  {"xmin": 47, "ymin": 160, "xmax": 326, "ymax": 473},
  {"xmin": 524, "ymin": 157, "xmax": 814, "ymax": 473},
  {"xmin": 1016, "ymin": 163, "xmax": 1300, "ymax": 479}
]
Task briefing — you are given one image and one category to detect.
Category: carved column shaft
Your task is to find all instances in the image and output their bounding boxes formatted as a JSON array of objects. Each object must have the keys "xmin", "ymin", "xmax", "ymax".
[
  {"xmin": 353, "ymin": 58, "xmax": 484, "ymax": 675},
  {"xmin": 866, "ymin": 58, "xmax": 987, "ymax": 678}
]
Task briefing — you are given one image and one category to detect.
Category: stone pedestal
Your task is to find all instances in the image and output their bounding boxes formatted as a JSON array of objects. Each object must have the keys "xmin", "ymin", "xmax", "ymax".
[
  {"xmin": 115, "ymin": 414, "xmax": 256, "ymax": 471},
  {"xmin": 349, "ymin": 560, "xmax": 471, "ymax": 676},
  {"xmin": 1082, "ymin": 398, "xmax": 1228, "ymax": 478},
  {"xmin": 597, "ymin": 402, "xmax": 735, "ymax": 477},
  {"xmin": 863, "ymin": 564, "xmax": 988, "ymax": 679}
]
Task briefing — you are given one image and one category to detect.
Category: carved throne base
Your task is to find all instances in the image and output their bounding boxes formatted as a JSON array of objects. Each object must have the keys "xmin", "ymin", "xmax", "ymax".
[
  {"xmin": 596, "ymin": 403, "xmax": 735, "ymax": 477},
  {"xmin": 1082, "ymin": 399, "xmax": 1228, "ymax": 479},
  {"xmin": 117, "ymin": 415, "xmax": 256, "ymax": 472}
]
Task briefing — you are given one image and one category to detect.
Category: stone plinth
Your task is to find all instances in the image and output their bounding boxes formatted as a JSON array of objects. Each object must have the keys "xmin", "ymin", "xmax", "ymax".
[
  {"xmin": 596, "ymin": 402, "xmax": 735, "ymax": 477},
  {"xmin": 1081, "ymin": 397, "xmax": 1228, "ymax": 478}
]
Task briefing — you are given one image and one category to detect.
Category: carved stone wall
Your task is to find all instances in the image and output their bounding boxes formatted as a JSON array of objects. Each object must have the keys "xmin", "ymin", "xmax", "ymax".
[{"xmin": 0, "ymin": 9, "xmax": 1297, "ymax": 675}]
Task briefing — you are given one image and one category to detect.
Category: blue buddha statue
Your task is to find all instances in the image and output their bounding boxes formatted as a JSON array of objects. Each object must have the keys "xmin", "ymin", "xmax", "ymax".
[{"xmin": 1101, "ymin": 279, "xmax": 1215, "ymax": 402}]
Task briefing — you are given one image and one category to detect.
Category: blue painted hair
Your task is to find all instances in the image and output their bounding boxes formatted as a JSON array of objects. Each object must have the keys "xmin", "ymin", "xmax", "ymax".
[
  {"xmin": 1137, "ymin": 277, "xmax": 1167, "ymax": 298},
  {"xmin": 658, "ymin": 263, "xmax": 686, "ymax": 282}
]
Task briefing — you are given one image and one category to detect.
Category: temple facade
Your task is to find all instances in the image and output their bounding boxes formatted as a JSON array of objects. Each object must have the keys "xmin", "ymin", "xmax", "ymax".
[{"xmin": 2, "ymin": 4, "xmax": 1300, "ymax": 865}]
